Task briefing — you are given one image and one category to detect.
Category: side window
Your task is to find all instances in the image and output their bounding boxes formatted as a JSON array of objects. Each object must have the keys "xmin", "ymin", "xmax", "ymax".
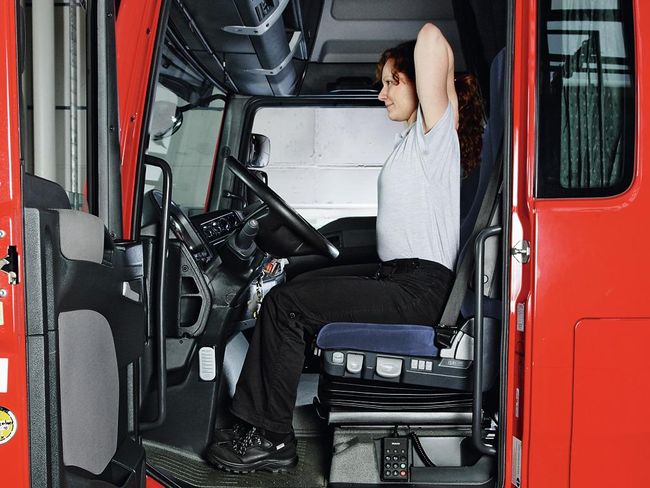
[
  {"xmin": 21, "ymin": 2, "xmax": 88, "ymax": 210},
  {"xmin": 144, "ymin": 43, "xmax": 226, "ymax": 213},
  {"xmin": 536, "ymin": 0, "xmax": 634, "ymax": 198},
  {"xmin": 251, "ymin": 106, "xmax": 401, "ymax": 228}
]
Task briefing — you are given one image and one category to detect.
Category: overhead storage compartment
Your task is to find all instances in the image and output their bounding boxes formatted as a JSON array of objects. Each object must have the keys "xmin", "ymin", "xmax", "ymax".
[{"xmin": 168, "ymin": 0, "xmax": 322, "ymax": 96}]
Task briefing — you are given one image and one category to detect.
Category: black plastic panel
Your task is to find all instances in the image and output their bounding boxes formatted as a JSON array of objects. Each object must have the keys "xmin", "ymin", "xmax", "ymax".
[
  {"xmin": 23, "ymin": 208, "xmax": 147, "ymax": 487},
  {"xmin": 286, "ymin": 216, "xmax": 378, "ymax": 279},
  {"xmin": 169, "ymin": 0, "xmax": 304, "ymax": 95},
  {"xmin": 191, "ymin": 210, "xmax": 242, "ymax": 249}
]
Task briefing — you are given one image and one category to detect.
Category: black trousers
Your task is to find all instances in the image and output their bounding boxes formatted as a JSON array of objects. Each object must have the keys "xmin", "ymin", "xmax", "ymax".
[{"xmin": 230, "ymin": 258, "xmax": 454, "ymax": 433}]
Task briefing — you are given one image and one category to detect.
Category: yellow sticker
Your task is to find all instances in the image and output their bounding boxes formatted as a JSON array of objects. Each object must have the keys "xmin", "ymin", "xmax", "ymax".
[{"xmin": 0, "ymin": 406, "xmax": 17, "ymax": 444}]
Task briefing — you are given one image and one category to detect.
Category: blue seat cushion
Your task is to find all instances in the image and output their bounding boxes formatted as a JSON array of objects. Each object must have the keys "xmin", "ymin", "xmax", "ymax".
[{"xmin": 316, "ymin": 322, "xmax": 439, "ymax": 357}]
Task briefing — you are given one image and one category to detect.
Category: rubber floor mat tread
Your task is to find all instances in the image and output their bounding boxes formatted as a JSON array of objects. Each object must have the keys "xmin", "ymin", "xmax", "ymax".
[{"xmin": 144, "ymin": 437, "xmax": 329, "ymax": 488}]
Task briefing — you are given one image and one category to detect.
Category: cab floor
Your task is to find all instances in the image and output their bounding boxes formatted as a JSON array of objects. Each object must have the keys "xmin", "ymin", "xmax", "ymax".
[{"xmin": 144, "ymin": 435, "xmax": 330, "ymax": 488}]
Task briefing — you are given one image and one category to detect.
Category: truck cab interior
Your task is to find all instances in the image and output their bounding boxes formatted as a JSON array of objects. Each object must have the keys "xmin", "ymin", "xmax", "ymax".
[
  {"xmin": 22, "ymin": 1, "xmax": 511, "ymax": 487},
  {"xmin": 136, "ymin": 1, "xmax": 509, "ymax": 487},
  {"xmin": 16, "ymin": 0, "xmax": 641, "ymax": 486}
]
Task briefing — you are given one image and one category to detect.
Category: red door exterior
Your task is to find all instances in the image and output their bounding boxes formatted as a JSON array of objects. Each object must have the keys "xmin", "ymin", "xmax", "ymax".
[
  {"xmin": 116, "ymin": 0, "xmax": 164, "ymax": 239},
  {"xmin": 0, "ymin": 2, "xmax": 30, "ymax": 486},
  {"xmin": 0, "ymin": 1, "xmax": 165, "ymax": 486},
  {"xmin": 508, "ymin": 1, "xmax": 650, "ymax": 487}
]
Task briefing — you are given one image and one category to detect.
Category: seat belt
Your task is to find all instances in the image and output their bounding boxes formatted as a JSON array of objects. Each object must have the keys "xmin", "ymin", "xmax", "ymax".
[{"xmin": 435, "ymin": 145, "xmax": 504, "ymax": 348}]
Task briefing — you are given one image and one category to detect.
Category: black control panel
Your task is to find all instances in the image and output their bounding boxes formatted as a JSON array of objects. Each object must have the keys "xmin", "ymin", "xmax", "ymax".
[
  {"xmin": 381, "ymin": 437, "xmax": 409, "ymax": 482},
  {"xmin": 194, "ymin": 211, "xmax": 241, "ymax": 247}
]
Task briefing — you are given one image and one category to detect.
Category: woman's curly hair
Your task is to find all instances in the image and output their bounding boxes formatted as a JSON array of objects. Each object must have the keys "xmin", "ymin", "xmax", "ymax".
[
  {"xmin": 377, "ymin": 42, "xmax": 485, "ymax": 177},
  {"xmin": 454, "ymin": 73, "xmax": 485, "ymax": 177}
]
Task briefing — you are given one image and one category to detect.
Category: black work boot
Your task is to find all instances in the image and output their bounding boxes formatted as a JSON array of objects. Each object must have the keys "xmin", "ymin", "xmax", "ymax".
[
  {"xmin": 205, "ymin": 426, "xmax": 298, "ymax": 473},
  {"xmin": 211, "ymin": 421, "xmax": 248, "ymax": 444}
]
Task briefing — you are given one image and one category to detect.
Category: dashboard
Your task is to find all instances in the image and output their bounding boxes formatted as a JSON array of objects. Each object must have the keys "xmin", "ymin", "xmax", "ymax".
[
  {"xmin": 149, "ymin": 190, "xmax": 247, "ymax": 266},
  {"xmin": 191, "ymin": 211, "xmax": 242, "ymax": 251}
]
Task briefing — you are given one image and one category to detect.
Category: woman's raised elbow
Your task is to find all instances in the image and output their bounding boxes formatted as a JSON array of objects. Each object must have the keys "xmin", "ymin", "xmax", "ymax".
[{"xmin": 417, "ymin": 23, "xmax": 444, "ymax": 47}]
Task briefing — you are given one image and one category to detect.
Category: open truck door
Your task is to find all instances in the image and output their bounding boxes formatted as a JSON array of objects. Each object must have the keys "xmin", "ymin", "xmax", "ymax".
[
  {"xmin": 0, "ymin": 1, "xmax": 167, "ymax": 487},
  {"xmin": 0, "ymin": 2, "xmax": 30, "ymax": 485},
  {"xmin": 506, "ymin": 1, "xmax": 649, "ymax": 487}
]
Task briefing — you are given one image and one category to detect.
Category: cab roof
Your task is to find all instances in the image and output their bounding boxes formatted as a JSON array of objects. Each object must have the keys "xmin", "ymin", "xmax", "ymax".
[{"xmin": 165, "ymin": 0, "xmax": 506, "ymax": 97}]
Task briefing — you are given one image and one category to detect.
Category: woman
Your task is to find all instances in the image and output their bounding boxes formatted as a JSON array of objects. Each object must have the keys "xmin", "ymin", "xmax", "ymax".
[{"xmin": 206, "ymin": 23, "xmax": 480, "ymax": 473}]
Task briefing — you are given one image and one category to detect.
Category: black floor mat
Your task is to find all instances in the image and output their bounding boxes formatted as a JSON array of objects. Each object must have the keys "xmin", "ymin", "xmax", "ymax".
[{"xmin": 144, "ymin": 437, "xmax": 329, "ymax": 488}]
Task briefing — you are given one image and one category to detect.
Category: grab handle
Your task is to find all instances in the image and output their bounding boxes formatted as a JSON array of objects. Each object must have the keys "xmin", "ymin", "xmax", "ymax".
[
  {"xmin": 472, "ymin": 225, "xmax": 501, "ymax": 456},
  {"xmin": 140, "ymin": 155, "xmax": 171, "ymax": 431}
]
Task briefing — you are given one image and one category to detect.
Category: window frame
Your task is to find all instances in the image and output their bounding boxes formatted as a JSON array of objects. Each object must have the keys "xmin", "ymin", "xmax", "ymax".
[
  {"xmin": 208, "ymin": 95, "xmax": 385, "ymax": 213},
  {"xmin": 534, "ymin": 0, "xmax": 636, "ymax": 199},
  {"xmin": 144, "ymin": 82, "xmax": 227, "ymax": 212}
]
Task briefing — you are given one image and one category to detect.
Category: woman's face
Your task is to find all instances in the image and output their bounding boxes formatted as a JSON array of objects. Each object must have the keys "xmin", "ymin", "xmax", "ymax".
[{"xmin": 378, "ymin": 58, "xmax": 418, "ymax": 124}]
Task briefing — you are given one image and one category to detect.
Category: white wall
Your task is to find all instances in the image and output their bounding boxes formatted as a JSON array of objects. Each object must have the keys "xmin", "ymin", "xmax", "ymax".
[
  {"xmin": 24, "ymin": 2, "xmax": 87, "ymax": 206},
  {"xmin": 252, "ymin": 106, "xmax": 403, "ymax": 228}
]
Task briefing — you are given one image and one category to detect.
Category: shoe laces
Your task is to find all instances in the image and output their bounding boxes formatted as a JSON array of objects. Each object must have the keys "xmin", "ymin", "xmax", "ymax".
[
  {"xmin": 232, "ymin": 426, "xmax": 263, "ymax": 457},
  {"xmin": 231, "ymin": 422, "xmax": 246, "ymax": 439}
]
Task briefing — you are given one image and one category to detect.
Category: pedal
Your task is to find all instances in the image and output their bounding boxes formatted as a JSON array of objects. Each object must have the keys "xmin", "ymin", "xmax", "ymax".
[{"xmin": 381, "ymin": 437, "xmax": 409, "ymax": 482}]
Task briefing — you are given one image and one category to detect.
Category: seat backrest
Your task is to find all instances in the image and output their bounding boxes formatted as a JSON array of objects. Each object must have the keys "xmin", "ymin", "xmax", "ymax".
[
  {"xmin": 453, "ymin": 50, "xmax": 506, "ymax": 323},
  {"xmin": 459, "ymin": 48, "xmax": 506, "ymax": 252},
  {"xmin": 23, "ymin": 174, "xmax": 147, "ymax": 487}
]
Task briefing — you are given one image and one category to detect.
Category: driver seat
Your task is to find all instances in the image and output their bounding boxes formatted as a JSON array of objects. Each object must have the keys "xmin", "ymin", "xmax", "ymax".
[{"xmin": 315, "ymin": 48, "xmax": 506, "ymax": 416}]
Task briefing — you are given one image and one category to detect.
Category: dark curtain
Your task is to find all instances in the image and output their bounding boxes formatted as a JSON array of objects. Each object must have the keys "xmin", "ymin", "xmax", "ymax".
[{"xmin": 558, "ymin": 14, "xmax": 626, "ymax": 189}]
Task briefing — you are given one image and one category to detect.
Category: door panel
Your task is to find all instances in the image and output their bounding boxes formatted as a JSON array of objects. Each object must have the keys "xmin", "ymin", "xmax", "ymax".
[
  {"xmin": 116, "ymin": 0, "xmax": 166, "ymax": 238},
  {"xmin": 503, "ymin": 1, "xmax": 533, "ymax": 486},
  {"xmin": 520, "ymin": 1, "xmax": 648, "ymax": 487},
  {"xmin": 570, "ymin": 319, "xmax": 650, "ymax": 487},
  {"xmin": 0, "ymin": 2, "xmax": 30, "ymax": 487},
  {"xmin": 23, "ymin": 199, "xmax": 147, "ymax": 487}
]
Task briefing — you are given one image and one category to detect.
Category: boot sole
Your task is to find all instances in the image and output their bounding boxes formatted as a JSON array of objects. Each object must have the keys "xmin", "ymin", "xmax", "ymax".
[{"xmin": 212, "ymin": 455, "xmax": 298, "ymax": 474}]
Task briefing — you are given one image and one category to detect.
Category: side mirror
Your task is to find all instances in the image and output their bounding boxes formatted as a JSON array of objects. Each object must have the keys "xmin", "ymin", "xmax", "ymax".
[
  {"xmin": 247, "ymin": 133, "xmax": 270, "ymax": 168},
  {"xmin": 150, "ymin": 100, "xmax": 183, "ymax": 140}
]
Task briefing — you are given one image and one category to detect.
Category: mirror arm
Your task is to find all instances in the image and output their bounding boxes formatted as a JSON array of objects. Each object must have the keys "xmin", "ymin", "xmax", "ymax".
[{"xmin": 222, "ymin": 190, "xmax": 247, "ymax": 204}]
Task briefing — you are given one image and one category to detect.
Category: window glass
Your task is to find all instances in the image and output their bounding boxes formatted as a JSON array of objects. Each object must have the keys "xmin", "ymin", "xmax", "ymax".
[
  {"xmin": 537, "ymin": 0, "xmax": 634, "ymax": 197},
  {"xmin": 144, "ymin": 39, "xmax": 226, "ymax": 213},
  {"xmin": 251, "ymin": 106, "xmax": 402, "ymax": 228},
  {"xmin": 21, "ymin": 2, "xmax": 88, "ymax": 211}
]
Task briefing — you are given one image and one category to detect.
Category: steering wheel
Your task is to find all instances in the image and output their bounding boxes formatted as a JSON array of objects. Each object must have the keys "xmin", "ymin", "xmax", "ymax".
[
  {"xmin": 148, "ymin": 190, "xmax": 208, "ymax": 252},
  {"xmin": 225, "ymin": 156, "xmax": 339, "ymax": 259}
]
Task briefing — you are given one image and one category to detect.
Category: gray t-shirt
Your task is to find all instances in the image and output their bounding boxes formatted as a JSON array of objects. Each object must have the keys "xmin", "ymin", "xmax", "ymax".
[{"xmin": 376, "ymin": 102, "xmax": 460, "ymax": 270}]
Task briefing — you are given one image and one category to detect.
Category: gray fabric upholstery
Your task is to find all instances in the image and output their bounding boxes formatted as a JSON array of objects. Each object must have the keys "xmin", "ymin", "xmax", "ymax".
[
  {"xmin": 56, "ymin": 210, "xmax": 105, "ymax": 264},
  {"xmin": 58, "ymin": 310, "xmax": 118, "ymax": 475}
]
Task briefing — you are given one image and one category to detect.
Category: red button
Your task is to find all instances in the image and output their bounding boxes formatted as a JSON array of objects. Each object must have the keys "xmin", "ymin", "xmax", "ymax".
[{"xmin": 400, "ymin": 470, "xmax": 406, "ymax": 477}]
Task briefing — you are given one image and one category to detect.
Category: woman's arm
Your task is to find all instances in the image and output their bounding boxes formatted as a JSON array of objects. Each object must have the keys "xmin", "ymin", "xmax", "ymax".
[{"xmin": 414, "ymin": 23, "xmax": 458, "ymax": 132}]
